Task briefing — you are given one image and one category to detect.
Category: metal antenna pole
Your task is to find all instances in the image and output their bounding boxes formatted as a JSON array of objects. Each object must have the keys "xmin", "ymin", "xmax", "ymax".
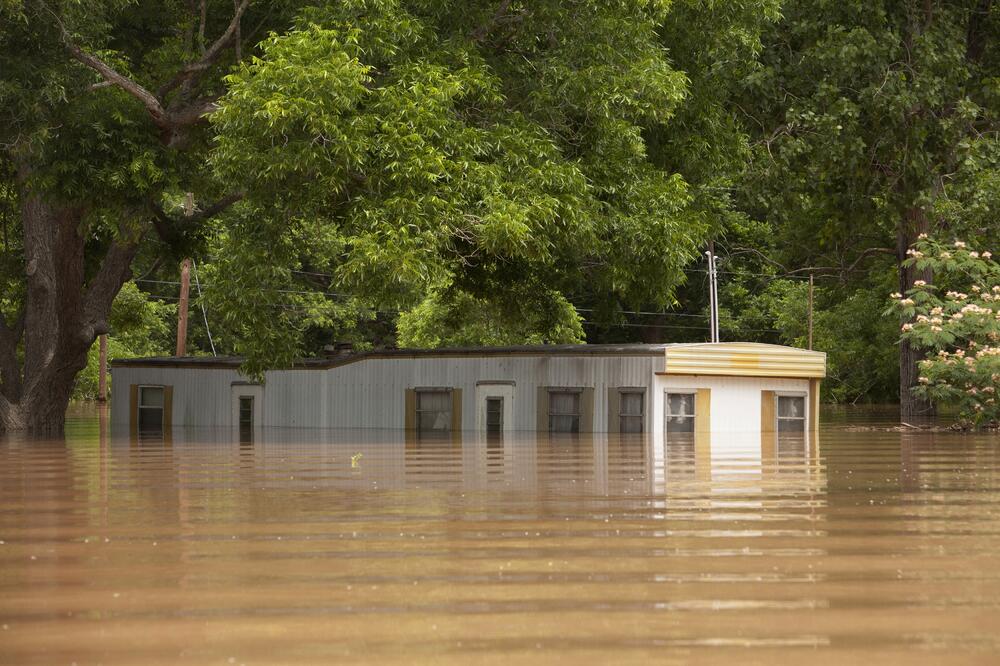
[
  {"xmin": 808, "ymin": 273, "xmax": 814, "ymax": 350},
  {"xmin": 711, "ymin": 252, "xmax": 720, "ymax": 342},
  {"xmin": 705, "ymin": 250, "xmax": 719, "ymax": 343}
]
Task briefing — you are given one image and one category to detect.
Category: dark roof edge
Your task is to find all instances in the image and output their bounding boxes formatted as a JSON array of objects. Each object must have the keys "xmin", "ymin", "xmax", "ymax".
[{"xmin": 109, "ymin": 344, "xmax": 672, "ymax": 370}]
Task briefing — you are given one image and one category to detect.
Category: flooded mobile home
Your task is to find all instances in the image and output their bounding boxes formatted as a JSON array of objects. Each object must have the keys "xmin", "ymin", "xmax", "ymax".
[{"xmin": 110, "ymin": 342, "xmax": 826, "ymax": 438}]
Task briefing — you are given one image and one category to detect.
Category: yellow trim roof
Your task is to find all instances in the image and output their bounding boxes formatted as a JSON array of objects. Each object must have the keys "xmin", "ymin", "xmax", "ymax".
[{"xmin": 661, "ymin": 342, "xmax": 826, "ymax": 379}]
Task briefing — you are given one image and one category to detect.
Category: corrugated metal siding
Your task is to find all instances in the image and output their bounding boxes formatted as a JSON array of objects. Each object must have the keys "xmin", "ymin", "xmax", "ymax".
[
  {"xmin": 112, "ymin": 354, "xmax": 661, "ymax": 430},
  {"xmin": 663, "ymin": 343, "xmax": 826, "ymax": 379},
  {"xmin": 322, "ymin": 355, "xmax": 659, "ymax": 431},
  {"xmin": 111, "ymin": 348, "xmax": 818, "ymax": 433},
  {"xmin": 110, "ymin": 366, "xmax": 243, "ymax": 427}
]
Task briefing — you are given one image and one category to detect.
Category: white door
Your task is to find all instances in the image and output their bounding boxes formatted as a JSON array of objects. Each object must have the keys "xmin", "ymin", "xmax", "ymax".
[{"xmin": 475, "ymin": 383, "xmax": 515, "ymax": 433}]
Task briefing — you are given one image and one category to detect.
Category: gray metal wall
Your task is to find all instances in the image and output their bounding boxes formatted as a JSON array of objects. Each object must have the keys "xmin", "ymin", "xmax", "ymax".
[{"xmin": 111, "ymin": 354, "xmax": 663, "ymax": 431}]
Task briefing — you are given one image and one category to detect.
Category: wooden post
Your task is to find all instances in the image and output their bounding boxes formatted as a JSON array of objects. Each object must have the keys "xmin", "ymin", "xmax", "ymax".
[
  {"xmin": 176, "ymin": 258, "xmax": 191, "ymax": 357},
  {"xmin": 808, "ymin": 273, "xmax": 814, "ymax": 350},
  {"xmin": 97, "ymin": 334, "xmax": 108, "ymax": 402}
]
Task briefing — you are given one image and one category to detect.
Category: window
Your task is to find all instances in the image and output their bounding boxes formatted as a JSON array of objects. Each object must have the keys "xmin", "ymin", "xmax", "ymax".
[
  {"xmin": 138, "ymin": 386, "xmax": 164, "ymax": 432},
  {"xmin": 416, "ymin": 390, "xmax": 452, "ymax": 435},
  {"xmin": 548, "ymin": 390, "xmax": 581, "ymax": 433},
  {"xmin": 485, "ymin": 397, "xmax": 504, "ymax": 434},
  {"xmin": 238, "ymin": 395, "xmax": 254, "ymax": 442},
  {"xmin": 777, "ymin": 395, "xmax": 806, "ymax": 432},
  {"xmin": 239, "ymin": 396, "xmax": 254, "ymax": 428},
  {"xmin": 619, "ymin": 390, "xmax": 645, "ymax": 433},
  {"xmin": 665, "ymin": 392, "xmax": 695, "ymax": 433}
]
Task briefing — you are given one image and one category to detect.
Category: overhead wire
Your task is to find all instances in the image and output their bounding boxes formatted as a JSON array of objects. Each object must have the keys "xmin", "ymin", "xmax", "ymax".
[{"xmin": 136, "ymin": 256, "xmax": 817, "ymax": 338}]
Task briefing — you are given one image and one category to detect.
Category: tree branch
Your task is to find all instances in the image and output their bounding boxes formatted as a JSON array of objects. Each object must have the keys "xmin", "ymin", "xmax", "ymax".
[
  {"xmin": 149, "ymin": 191, "xmax": 245, "ymax": 245},
  {"xmin": 65, "ymin": 42, "xmax": 171, "ymax": 130},
  {"xmin": 190, "ymin": 191, "xmax": 245, "ymax": 223},
  {"xmin": 51, "ymin": 1, "xmax": 242, "ymax": 141},
  {"xmin": 157, "ymin": 0, "xmax": 251, "ymax": 100},
  {"xmin": 82, "ymin": 237, "xmax": 142, "ymax": 339}
]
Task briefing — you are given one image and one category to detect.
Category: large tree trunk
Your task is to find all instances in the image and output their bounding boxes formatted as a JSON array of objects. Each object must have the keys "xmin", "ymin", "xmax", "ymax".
[
  {"xmin": 0, "ymin": 173, "xmax": 138, "ymax": 436},
  {"xmin": 898, "ymin": 207, "xmax": 935, "ymax": 419}
]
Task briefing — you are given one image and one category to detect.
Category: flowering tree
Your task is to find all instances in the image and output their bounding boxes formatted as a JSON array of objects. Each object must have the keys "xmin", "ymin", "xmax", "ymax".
[{"xmin": 893, "ymin": 237, "xmax": 1000, "ymax": 424}]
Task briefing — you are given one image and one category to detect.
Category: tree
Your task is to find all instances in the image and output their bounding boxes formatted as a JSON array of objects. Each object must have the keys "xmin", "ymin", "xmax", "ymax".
[
  {"xmin": 739, "ymin": 0, "xmax": 1000, "ymax": 417},
  {"xmin": 203, "ymin": 0, "xmax": 716, "ymax": 376},
  {"xmin": 1, "ymin": 0, "xmax": 743, "ymax": 433},
  {"xmin": 0, "ymin": 0, "xmax": 292, "ymax": 433},
  {"xmin": 894, "ymin": 236, "xmax": 1000, "ymax": 424}
]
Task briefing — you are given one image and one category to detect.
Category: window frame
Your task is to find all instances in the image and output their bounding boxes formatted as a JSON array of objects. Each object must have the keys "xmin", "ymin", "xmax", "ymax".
[
  {"xmin": 617, "ymin": 388, "xmax": 646, "ymax": 434},
  {"xmin": 485, "ymin": 396, "xmax": 504, "ymax": 433},
  {"xmin": 137, "ymin": 385, "xmax": 165, "ymax": 432},
  {"xmin": 664, "ymin": 390, "xmax": 697, "ymax": 434},
  {"xmin": 775, "ymin": 392, "xmax": 807, "ymax": 432},
  {"xmin": 415, "ymin": 388, "xmax": 454, "ymax": 436},
  {"xmin": 547, "ymin": 388, "xmax": 583, "ymax": 433},
  {"xmin": 238, "ymin": 395, "xmax": 254, "ymax": 429}
]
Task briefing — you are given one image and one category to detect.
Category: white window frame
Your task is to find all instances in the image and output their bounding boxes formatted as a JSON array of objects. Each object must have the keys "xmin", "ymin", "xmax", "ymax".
[
  {"xmin": 664, "ymin": 389, "xmax": 697, "ymax": 434},
  {"xmin": 775, "ymin": 391, "xmax": 808, "ymax": 432}
]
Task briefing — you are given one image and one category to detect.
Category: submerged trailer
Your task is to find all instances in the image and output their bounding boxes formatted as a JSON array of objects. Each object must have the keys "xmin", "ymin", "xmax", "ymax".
[{"xmin": 110, "ymin": 342, "xmax": 826, "ymax": 438}]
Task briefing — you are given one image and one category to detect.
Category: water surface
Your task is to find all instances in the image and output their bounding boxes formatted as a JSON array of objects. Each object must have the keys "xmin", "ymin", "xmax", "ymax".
[{"xmin": 2, "ymin": 406, "xmax": 1000, "ymax": 664}]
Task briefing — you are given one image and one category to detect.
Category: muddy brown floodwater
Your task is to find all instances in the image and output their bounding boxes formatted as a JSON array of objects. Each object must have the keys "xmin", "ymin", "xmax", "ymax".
[{"xmin": 3, "ymin": 405, "xmax": 1000, "ymax": 665}]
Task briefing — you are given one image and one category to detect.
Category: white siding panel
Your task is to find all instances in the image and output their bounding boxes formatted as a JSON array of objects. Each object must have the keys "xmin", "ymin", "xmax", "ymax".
[{"xmin": 653, "ymin": 374, "xmax": 810, "ymax": 434}]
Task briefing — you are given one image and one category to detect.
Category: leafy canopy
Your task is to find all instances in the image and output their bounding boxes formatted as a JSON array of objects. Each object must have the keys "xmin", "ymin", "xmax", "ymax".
[{"xmin": 207, "ymin": 0, "xmax": 713, "ymax": 373}]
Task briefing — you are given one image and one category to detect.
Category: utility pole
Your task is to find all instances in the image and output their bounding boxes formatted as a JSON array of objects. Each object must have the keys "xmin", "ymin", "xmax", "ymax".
[
  {"xmin": 97, "ymin": 334, "xmax": 108, "ymax": 402},
  {"xmin": 808, "ymin": 273, "xmax": 814, "ymax": 350},
  {"xmin": 176, "ymin": 258, "xmax": 191, "ymax": 357},
  {"xmin": 175, "ymin": 192, "xmax": 195, "ymax": 358}
]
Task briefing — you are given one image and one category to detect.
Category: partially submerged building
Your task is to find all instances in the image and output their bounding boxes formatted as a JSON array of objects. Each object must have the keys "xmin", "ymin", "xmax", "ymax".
[{"xmin": 110, "ymin": 342, "xmax": 826, "ymax": 437}]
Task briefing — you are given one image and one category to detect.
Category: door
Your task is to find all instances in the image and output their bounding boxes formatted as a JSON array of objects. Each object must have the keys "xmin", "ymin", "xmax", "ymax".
[
  {"xmin": 475, "ymin": 383, "xmax": 515, "ymax": 434},
  {"xmin": 231, "ymin": 384, "xmax": 263, "ymax": 437}
]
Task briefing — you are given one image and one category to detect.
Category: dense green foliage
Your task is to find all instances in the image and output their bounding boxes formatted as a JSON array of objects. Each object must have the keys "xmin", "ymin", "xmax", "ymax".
[
  {"xmin": 204, "ymin": 0, "xmax": 766, "ymax": 375},
  {"xmin": 728, "ymin": 0, "xmax": 1000, "ymax": 406},
  {"xmin": 895, "ymin": 237, "xmax": 1000, "ymax": 423},
  {"xmin": 2, "ymin": 0, "xmax": 998, "ymax": 426}
]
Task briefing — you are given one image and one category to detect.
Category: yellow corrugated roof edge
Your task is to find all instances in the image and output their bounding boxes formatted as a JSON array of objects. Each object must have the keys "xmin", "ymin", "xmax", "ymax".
[{"xmin": 662, "ymin": 342, "xmax": 827, "ymax": 378}]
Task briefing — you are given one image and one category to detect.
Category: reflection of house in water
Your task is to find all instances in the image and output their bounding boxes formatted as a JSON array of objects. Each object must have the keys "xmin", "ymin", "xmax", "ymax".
[
  {"xmin": 111, "ymin": 343, "xmax": 825, "ymax": 445},
  {"xmin": 114, "ymin": 424, "xmax": 823, "ymax": 503}
]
